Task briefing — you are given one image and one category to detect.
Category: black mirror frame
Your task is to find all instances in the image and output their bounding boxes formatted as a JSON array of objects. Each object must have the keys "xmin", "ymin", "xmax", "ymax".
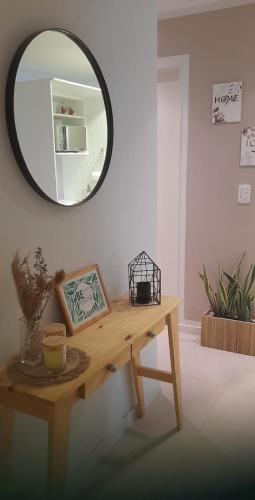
[{"xmin": 5, "ymin": 28, "xmax": 113, "ymax": 206}]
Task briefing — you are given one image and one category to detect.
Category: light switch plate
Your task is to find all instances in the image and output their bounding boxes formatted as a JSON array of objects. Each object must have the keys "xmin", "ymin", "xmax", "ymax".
[{"xmin": 238, "ymin": 184, "xmax": 251, "ymax": 204}]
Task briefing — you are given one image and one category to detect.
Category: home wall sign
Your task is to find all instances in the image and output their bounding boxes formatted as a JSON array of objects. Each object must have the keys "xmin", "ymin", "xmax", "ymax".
[
  {"xmin": 240, "ymin": 127, "xmax": 255, "ymax": 166},
  {"xmin": 212, "ymin": 81, "xmax": 242, "ymax": 124}
]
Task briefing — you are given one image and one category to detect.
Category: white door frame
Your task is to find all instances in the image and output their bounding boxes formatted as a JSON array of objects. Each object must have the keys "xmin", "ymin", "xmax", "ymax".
[{"xmin": 157, "ymin": 54, "xmax": 189, "ymax": 327}]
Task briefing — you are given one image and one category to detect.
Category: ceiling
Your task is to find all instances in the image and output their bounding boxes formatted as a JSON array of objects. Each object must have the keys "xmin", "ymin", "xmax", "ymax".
[
  {"xmin": 157, "ymin": 0, "xmax": 255, "ymax": 19},
  {"xmin": 17, "ymin": 31, "xmax": 99, "ymax": 87}
]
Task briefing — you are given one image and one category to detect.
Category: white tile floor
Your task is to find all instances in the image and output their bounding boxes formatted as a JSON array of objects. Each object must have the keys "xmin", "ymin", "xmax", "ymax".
[
  {"xmin": 73, "ymin": 332, "xmax": 255, "ymax": 500},
  {"xmin": 162, "ymin": 332, "xmax": 255, "ymax": 467}
]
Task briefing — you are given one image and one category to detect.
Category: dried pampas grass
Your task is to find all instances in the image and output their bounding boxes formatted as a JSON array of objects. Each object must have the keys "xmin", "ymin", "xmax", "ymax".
[{"xmin": 12, "ymin": 247, "xmax": 65, "ymax": 324}]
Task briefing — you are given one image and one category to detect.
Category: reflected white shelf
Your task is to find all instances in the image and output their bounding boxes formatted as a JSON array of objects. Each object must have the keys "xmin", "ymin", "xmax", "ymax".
[
  {"xmin": 53, "ymin": 93, "xmax": 84, "ymax": 102},
  {"xmin": 53, "ymin": 113, "xmax": 85, "ymax": 120},
  {"xmin": 55, "ymin": 151, "xmax": 88, "ymax": 156}
]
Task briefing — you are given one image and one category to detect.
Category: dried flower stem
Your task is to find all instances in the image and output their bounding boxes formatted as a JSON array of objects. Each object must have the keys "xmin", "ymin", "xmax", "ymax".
[{"xmin": 12, "ymin": 247, "xmax": 65, "ymax": 342}]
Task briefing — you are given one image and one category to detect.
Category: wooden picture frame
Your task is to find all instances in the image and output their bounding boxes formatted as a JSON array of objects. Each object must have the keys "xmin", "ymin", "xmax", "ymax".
[{"xmin": 55, "ymin": 264, "xmax": 111, "ymax": 335}]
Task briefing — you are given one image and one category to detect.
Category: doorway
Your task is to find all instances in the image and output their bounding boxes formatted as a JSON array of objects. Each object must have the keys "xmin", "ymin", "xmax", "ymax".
[
  {"xmin": 157, "ymin": 55, "xmax": 189, "ymax": 370},
  {"xmin": 157, "ymin": 66, "xmax": 181, "ymax": 297}
]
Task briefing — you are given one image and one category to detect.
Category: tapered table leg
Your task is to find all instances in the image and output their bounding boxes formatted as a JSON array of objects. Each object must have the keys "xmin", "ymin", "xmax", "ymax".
[
  {"xmin": 131, "ymin": 352, "xmax": 145, "ymax": 418},
  {"xmin": 166, "ymin": 309, "xmax": 183, "ymax": 429},
  {"xmin": 48, "ymin": 401, "xmax": 71, "ymax": 499},
  {"xmin": 0, "ymin": 405, "xmax": 14, "ymax": 484}
]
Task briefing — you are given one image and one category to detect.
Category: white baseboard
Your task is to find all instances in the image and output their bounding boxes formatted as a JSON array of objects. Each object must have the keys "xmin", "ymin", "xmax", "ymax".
[{"xmin": 179, "ymin": 319, "xmax": 201, "ymax": 335}]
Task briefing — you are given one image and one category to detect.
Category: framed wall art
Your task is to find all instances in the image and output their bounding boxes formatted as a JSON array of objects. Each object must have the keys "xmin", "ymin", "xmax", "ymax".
[
  {"xmin": 240, "ymin": 127, "xmax": 255, "ymax": 166},
  {"xmin": 212, "ymin": 81, "xmax": 242, "ymax": 124},
  {"xmin": 55, "ymin": 264, "xmax": 111, "ymax": 335}
]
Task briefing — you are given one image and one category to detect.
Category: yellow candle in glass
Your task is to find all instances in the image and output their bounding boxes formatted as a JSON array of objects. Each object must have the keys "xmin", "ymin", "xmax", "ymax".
[{"xmin": 42, "ymin": 335, "xmax": 66, "ymax": 372}]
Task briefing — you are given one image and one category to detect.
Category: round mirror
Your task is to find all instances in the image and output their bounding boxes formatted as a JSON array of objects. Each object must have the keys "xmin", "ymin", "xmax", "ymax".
[{"xmin": 6, "ymin": 29, "xmax": 113, "ymax": 206}]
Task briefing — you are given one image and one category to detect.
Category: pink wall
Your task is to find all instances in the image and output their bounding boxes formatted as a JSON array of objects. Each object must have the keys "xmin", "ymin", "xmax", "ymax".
[{"xmin": 158, "ymin": 4, "xmax": 255, "ymax": 321}]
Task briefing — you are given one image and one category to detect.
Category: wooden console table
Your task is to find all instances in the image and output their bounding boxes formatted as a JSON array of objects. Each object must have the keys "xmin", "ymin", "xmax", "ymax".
[{"xmin": 0, "ymin": 295, "xmax": 182, "ymax": 498}]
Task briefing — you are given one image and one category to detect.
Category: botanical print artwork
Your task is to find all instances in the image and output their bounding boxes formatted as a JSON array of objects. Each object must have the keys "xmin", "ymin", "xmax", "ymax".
[
  {"xmin": 62, "ymin": 269, "xmax": 108, "ymax": 328},
  {"xmin": 240, "ymin": 127, "xmax": 255, "ymax": 166},
  {"xmin": 212, "ymin": 81, "xmax": 242, "ymax": 124}
]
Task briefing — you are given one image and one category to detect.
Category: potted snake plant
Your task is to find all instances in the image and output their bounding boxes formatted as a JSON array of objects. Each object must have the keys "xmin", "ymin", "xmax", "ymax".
[{"xmin": 199, "ymin": 253, "xmax": 255, "ymax": 355}]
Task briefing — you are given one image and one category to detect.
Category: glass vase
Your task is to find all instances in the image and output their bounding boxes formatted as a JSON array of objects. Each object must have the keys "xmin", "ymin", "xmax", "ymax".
[{"xmin": 19, "ymin": 317, "xmax": 42, "ymax": 366}]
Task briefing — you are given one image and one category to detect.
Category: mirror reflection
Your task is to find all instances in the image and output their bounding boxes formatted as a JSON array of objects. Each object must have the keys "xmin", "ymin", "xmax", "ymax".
[{"xmin": 13, "ymin": 30, "xmax": 110, "ymax": 205}]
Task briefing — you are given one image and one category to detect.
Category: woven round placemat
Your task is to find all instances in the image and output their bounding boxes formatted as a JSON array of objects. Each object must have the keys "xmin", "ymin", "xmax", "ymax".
[{"xmin": 7, "ymin": 347, "xmax": 90, "ymax": 386}]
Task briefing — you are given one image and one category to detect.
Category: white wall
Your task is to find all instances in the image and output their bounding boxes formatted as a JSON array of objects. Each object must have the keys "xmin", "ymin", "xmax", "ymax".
[
  {"xmin": 57, "ymin": 96, "xmax": 108, "ymax": 202},
  {"xmin": 0, "ymin": 0, "xmax": 157, "ymax": 494},
  {"xmin": 15, "ymin": 79, "xmax": 57, "ymax": 200}
]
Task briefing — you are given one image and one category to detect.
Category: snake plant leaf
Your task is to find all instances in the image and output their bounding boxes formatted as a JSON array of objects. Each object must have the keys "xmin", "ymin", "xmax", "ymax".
[
  {"xmin": 245, "ymin": 264, "xmax": 255, "ymax": 296},
  {"xmin": 228, "ymin": 280, "xmax": 238, "ymax": 300},
  {"xmin": 218, "ymin": 263, "xmax": 222, "ymax": 278},
  {"xmin": 209, "ymin": 286, "xmax": 218, "ymax": 314},
  {"xmin": 223, "ymin": 271, "xmax": 236, "ymax": 286},
  {"xmin": 232, "ymin": 252, "xmax": 246, "ymax": 279},
  {"xmin": 201, "ymin": 266, "xmax": 212, "ymax": 305},
  {"xmin": 243, "ymin": 265, "xmax": 253, "ymax": 297},
  {"xmin": 219, "ymin": 277, "xmax": 228, "ymax": 310},
  {"xmin": 200, "ymin": 267, "xmax": 215, "ymax": 312},
  {"xmin": 213, "ymin": 292, "xmax": 220, "ymax": 316}
]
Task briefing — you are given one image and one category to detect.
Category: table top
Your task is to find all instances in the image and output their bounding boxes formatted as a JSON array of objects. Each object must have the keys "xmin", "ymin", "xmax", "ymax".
[{"xmin": 0, "ymin": 296, "xmax": 181, "ymax": 411}]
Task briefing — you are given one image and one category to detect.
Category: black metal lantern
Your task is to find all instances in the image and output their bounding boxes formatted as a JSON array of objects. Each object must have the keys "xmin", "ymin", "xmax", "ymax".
[{"xmin": 128, "ymin": 251, "xmax": 161, "ymax": 306}]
